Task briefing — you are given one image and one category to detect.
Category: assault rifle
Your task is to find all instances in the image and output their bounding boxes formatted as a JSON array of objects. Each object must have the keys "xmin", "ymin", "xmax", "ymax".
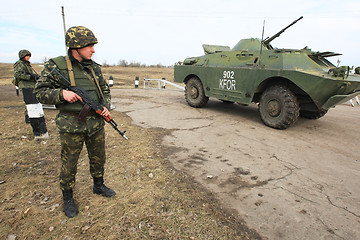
[{"xmin": 46, "ymin": 67, "xmax": 128, "ymax": 140}]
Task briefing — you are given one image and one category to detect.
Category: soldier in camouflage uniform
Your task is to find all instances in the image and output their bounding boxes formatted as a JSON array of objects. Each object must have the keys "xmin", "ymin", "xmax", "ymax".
[
  {"xmin": 14, "ymin": 50, "xmax": 48, "ymax": 138},
  {"xmin": 35, "ymin": 26, "xmax": 115, "ymax": 218},
  {"xmin": 14, "ymin": 50, "xmax": 38, "ymax": 89}
]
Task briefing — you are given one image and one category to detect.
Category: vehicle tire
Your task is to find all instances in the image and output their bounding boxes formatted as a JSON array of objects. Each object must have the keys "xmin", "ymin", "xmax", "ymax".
[
  {"xmin": 258, "ymin": 85, "xmax": 299, "ymax": 129},
  {"xmin": 299, "ymin": 110, "xmax": 327, "ymax": 119},
  {"xmin": 185, "ymin": 77, "xmax": 209, "ymax": 108}
]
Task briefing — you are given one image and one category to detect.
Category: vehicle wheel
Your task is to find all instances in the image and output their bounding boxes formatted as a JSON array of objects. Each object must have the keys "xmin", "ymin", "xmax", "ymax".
[
  {"xmin": 185, "ymin": 77, "xmax": 209, "ymax": 108},
  {"xmin": 258, "ymin": 85, "xmax": 299, "ymax": 129},
  {"xmin": 300, "ymin": 110, "xmax": 327, "ymax": 119}
]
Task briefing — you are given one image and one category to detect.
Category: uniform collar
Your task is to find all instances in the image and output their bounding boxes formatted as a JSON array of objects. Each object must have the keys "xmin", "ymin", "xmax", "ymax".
[
  {"xmin": 20, "ymin": 59, "xmax": 30, "ymax": 64},
  {"xmin": 68, "ymin": 50, "xmax": 93, "ymax": 69}
]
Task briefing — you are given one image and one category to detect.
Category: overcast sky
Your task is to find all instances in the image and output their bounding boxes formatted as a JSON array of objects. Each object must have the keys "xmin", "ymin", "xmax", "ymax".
[{"xmin": 1, "ymin": 0, "xmax": 359, "ymax": 67}]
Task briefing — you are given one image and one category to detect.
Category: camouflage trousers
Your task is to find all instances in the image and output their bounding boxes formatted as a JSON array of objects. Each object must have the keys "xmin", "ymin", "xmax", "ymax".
[{"xmin": 59, "ymin": 128, "xmax": 106, "ymax": 190}]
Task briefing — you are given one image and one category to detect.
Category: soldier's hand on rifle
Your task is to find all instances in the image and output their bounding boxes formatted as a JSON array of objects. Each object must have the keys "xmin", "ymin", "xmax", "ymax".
[
  {"xmin": 30, "ymin": 73, "xmax": 38, "ymax": 81},
  {"xmin": 62, "ymin": 89, "xmax": 83, "ymax": 103},
  {"xmin": 101, "ymin": 107, "xmax": 110, "ymax": 118}
]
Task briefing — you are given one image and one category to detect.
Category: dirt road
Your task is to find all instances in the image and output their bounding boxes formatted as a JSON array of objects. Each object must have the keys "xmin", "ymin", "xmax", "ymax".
[{"xmin": 112, "ymin": 88, "xmax": 360, "ymax": 240}]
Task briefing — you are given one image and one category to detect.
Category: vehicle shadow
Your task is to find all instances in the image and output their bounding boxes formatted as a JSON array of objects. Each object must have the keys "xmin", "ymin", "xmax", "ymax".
[{"xmin": 203, "ymin": 100, "xmax": 260, "ymax": 122}]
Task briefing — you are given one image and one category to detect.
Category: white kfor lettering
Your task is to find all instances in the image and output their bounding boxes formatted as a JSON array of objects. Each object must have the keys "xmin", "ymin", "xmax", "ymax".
[
  {"xmin": 219, "ymin": 79, "xmax": 224, "ymax": 89},
  {"xmin": 219, "ymin": 70, "xmax": 236, "ymax": 90}
]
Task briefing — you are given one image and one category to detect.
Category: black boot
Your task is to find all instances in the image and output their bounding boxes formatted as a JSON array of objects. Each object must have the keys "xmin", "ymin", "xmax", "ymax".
[
  {"xmin": 62, "ymin": 189, "xmax": 79, "ymax": 218},
  {"xmin": 93, "ymin": 177, "xmax": 116, "ymax": 197}
]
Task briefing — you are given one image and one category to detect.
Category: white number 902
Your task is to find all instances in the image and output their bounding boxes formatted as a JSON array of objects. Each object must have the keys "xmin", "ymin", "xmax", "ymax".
[{"xmin": 223, "ymin": 71, "xmax": 234, "ymax": 79}]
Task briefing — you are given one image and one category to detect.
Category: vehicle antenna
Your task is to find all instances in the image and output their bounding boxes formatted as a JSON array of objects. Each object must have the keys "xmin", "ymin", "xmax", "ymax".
[{"xmin": 259, "ymin": 20, "xmax": 265, "ymax": 68}]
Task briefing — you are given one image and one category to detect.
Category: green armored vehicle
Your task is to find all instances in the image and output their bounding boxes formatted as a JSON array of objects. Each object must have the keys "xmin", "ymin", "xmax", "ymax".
[{"xmin": 174, "ymin": 16, "xmax": 360, "ymax": 129}]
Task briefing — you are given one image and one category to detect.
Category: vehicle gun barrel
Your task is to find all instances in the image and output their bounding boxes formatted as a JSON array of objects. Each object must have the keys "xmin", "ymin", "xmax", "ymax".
[{"xmin": 263, "ymin": 16, "xmax": 303, "ymax": 49}]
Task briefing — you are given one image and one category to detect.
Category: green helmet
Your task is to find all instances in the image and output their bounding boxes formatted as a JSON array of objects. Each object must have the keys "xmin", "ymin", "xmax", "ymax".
[
  {"xmin": 65, "ymin": 26, "xmax": 98, "ymax": 49},
  {"xmin": 19, "ymin": 49, "xmax": 31, "ymax": 59}
]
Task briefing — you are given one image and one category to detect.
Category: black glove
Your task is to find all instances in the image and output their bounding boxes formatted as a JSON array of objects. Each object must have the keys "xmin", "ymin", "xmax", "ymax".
[{"xmin": 30, "ymin": 73, "xmax": 38, "ymax": 81}]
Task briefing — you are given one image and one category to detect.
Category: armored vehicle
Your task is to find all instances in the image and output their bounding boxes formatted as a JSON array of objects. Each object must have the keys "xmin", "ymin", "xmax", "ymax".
[{"xmin": 174, "ymin": 17, "xmax": 360, "ymax": 129}]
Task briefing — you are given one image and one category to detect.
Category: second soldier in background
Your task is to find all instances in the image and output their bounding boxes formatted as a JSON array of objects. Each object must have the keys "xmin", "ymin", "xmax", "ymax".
[{"xmin": 14, "ymin": 49, "xmax": 49, "ymax": 139}]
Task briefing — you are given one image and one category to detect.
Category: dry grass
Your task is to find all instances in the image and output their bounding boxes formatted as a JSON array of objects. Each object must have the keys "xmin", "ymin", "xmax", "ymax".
[
  {"xmin": 0, "ymin": 63, "xmax": 175, "ymax": 88},
  {"xmin": 0, "ymin": 63, "xmax": 260, "ymax": 239}
]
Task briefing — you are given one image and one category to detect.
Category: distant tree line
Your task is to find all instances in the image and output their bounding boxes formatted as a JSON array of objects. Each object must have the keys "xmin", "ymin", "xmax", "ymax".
[
  {"xmin": 41, "ymin": 57, "xmax": 170, "ymax": 68},
  {"xmin": 102, "ymin": 59, "xmax": 171, "ymax": 68}
]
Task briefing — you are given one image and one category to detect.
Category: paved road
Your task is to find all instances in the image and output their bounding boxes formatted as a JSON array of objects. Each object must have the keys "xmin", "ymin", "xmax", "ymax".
[{"xmin": 112, "ymin": 89, "xmax": 360, "ymax": 240}]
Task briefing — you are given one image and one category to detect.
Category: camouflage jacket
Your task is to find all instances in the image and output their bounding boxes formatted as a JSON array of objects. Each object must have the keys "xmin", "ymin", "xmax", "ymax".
[
  {"xmin": 34, "ymin": 55, "xmax": 111, "ymax": 134},
  {"xmin": 13, "ymin": 60, "xmax": 37, "ymax": 89}
]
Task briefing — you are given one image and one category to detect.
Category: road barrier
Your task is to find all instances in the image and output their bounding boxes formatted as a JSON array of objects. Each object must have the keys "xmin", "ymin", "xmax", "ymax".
[{"xmin": 142, "ymin": 78, "xmax": 184, "ymax": 91}]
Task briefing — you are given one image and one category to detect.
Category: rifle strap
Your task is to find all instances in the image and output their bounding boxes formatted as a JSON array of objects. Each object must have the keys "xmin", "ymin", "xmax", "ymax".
[
  {"xmin": 23, "ymin": 62, "xmax": 32, "ymax": 74},
  {"xmin": 81, "ymin": 67, "xmax": 104, "ymax": 102},
  {"xmin": 65, "ymin": 55, "xmax": 76, "ymax": 86},
  {"xmin": 18, "ymin": 60, "xmax": 33, "ymax": 76},
  {"xmin": 90, "ymin": 68, "xmax": 105, "ymax": 101},
  {"xmin": 26, "ymin": 64, "xmax": 40, "ymax": 78}
]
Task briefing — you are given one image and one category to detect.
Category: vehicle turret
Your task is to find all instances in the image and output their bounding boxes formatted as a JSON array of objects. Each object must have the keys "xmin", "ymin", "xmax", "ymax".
[
  {"xmin": 232, "ymin": 38, "xmax": 262, "ymax": 52},
  {"xmin": 263, "ymin": 16, "xmax": 303, "ymax": 49}
]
